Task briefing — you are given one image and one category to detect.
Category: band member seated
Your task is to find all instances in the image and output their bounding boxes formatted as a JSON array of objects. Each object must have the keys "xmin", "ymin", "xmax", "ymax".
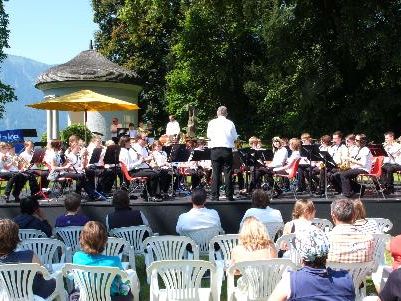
[
  {"xmin": 312, "ymin": 134, "xmax": 333, "ymax": 196},
  {"xmin": 381, "ymin": 131, "xmax": 401, "ymax": 194},
  {"xmin": 48, "ymin": 140, "xmax": 106, "ymax": 202},
  {"xmin": 332, "ymin": 134, "xmax": 372, "ymax": 198},
  {"xmin": 272, "ymin": 138, "xmax": 302, "ymax": 196},
  {"xmin": 150, "ymin": 141, "xmax": 172, "ymax": 194},
  {"xmin": 118, "ymin": 136, "xmax": 161, "ymax": 200},
  {"xmin": 297, "ymin": 133, "xmax": 314, "ymax": 192},
  {"xmin": 186, "ymin": 138, "xmax": 212, "ymax": 190}
]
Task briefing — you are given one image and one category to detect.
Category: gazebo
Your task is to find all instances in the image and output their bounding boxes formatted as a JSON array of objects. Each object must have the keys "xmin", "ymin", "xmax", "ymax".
[{"xmin": 35, "ymin": 47, "xmax": 143, "ymax": 139}]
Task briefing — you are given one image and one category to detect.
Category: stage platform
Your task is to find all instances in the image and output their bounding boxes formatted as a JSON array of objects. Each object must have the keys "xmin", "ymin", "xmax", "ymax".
[{"xmin": 0, "ymin": 193, "xmax": 400, "ymax": 235}]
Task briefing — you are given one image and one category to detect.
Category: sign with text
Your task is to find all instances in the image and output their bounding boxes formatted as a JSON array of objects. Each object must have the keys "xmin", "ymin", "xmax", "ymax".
[{"xmin": 0, "ymin": 129, "xmax": 24, "ymax": 143}]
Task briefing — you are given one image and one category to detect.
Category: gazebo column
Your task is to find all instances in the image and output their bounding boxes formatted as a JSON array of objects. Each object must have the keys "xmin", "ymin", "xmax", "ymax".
[
  {"xmin": 47, "ymin": 110, "xmax": 52, "ymax": 140},
  {"xmin": 51, "ymin": 110, "xmax": 59, "ymax": 139}
]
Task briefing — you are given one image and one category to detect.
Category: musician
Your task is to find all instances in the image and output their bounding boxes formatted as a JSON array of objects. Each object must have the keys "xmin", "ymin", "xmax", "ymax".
[
  {"xmin": 249, "ymin": 136, "xmax": 263, "ymax": 150},
  {"xmin": 332, "ymin": 134, "xmax": 372, "ymax": 198},
  {"xmin": 128, "ymin": 123, "xmax": 138, "ymax": 138},
  {"xmin": 85, "ymin": 136, "xmax": 106, "ymax": 192},
  {"xmin": 150, "ymin": 141, "xmax": 172, "ymax": 193},
  {"xmin": 381, "ymin": 131, "xmax": 401, "ymax": 194},
  {"xmin": 110, "ymin": 117, "xmax": 122, "ymax": 139},
  {"xmin": 186, "ymin": 138, "xmax": 212, "ymax": 190},
  {"xmin": 297, "ymin": 133, "xmax": 314, "ymax": 192},
  {"xmin": 207, "ymin": 106, "xmax": 238, "ymax": 202},
  {"xmin": 19, "ymin": 140, "xmax": 34, "ymax": 169},
  {"xmin": 166, "ymin": 115, "xmax": 180, "ymax": 137},
  {"xmin": 119, "ymin": 136, "xmax": 161, "ymax": 200}
]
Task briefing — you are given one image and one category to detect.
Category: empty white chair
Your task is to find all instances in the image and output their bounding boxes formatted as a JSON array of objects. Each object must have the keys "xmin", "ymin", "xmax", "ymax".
[
  {"xmin": 328, "ymin": 261, "xmax": 374, "ymax": 301},
  {"xmin": 371, "ymin": 233, "xmax": 391, "ymax": 271},
  {"xmin": 263, "ymin": 222, "xmax": 284, "ymax": 241},
  {"xmin": 227, "ymin": 259, "xmax": 296, "ymax": 301},
  {"xmin": 109, "ymin": 225, "xmax": 153, "ymax": 256},
  {"xmin": 367, "ymin": 218, "xmax": 393, "ymax": 233},
  {"xmin": 181, "ymin": 226, "xmax": 224, "ymax": 257},
  {"xmin": 62, "ymin": 263, "xmax": 139, "ymax": 301},
  {"xmin": 19, "ymin": 238, "xmax": 69, "ymax": 271},
  {"xmin": 275, "ymin": 234, "xmax": 302, "ymax": 267},
  {"xmin": 103, "ymin": 237, "xmax": 136, "ymax": 270},
  {"xmin": 147, "ymin": 260, "xmax": 220, "ymax": 301},
  {"xmin": 0, "ymin": 263, "xmax": 64, "ymax": 301},
  {"xmin": 208, "ymin": 234, "xmax": 239, "ymax": 267},
  {"xmin": 311, "ymin": 218, "xmax": 333, "ymax": 232},
  {"xmin": 54, "ymin": 226, "xmax": 83, "ymax": 256},
  {"xmin": 19, "ymin": 229, "xmax": 47, "ymax": 240}
]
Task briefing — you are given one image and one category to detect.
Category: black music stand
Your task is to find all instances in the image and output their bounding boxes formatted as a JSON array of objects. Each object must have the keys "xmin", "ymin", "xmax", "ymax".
[
  {"xmin": 318, "ymin": 150, "xmax": 336, "ymax": 199},
  {"xmin": 300, "ymin": 144, "xmax": 322, "ymax": 195},
  {"xmin": 256, "ymin": 149, "xmax": 274, "ymax": 162},
  {"xmin": 191, "ymin": 149, "xmax": 211, "ymax": 161},
  {"xmin": 103, "ymin": 145, "xmax": 121, "ymax": 189},
  {"xmin": 369, "ymin": 144, "xmax": 387, "ymax": 157},
  {"xmin": 89, "ymin": 148, "xmax": 102, "ymax": 165},
  {"xmin": 168, "ymin": 144, "xmax": 191, "ymax": 163}
]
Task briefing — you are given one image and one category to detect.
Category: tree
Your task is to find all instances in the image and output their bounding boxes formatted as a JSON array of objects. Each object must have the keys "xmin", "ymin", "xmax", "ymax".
[{"xmin": 0, "ymin": 0, "xmax": 16, "ymax": 118}]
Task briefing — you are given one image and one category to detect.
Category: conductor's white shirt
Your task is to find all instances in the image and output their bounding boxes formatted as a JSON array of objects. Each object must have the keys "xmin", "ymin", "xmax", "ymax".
[
  {"xmin": 207, "ymin": 116, "xmax": 238, "ymax": 148},
  {"xmin": 166, "ymin": 120, "xmax": 180, "ymax": 136}
]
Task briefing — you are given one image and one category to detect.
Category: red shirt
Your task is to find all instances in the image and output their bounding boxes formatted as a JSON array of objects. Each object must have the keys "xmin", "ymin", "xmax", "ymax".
[{"xmin": 390, "ymin": 235, "xmax": 401, "ymax": 269}]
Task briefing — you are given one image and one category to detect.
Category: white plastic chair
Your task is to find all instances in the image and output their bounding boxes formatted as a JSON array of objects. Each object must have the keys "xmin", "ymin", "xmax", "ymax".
[
  {"xmin": 367, "ymin": 218, "xmax": 393, "ymax": 233},
  {"xmin": 0, "ymin": 263, "xmax": 64, "ymax": 301},
  {"xmin": 19, "ymin": 229, "xmax": 47, "ymax": 240},
  {"xmin": 109, "ymin": 225, "xmax": 153, "ymax": 256},
  {"xmin": 275, "ymin": 234, "xmax": 302, "ymax": 267},
  {"xmin": 54, "ymin": 226, "xmax": 83, "ymax": 256},
  {"xmin": 327, "ymin": 261, "xmax": 374, "ymax": 301},
  {"xmin": 263, "ymin": 222, "xmax": 284, "ymax": 241},
  {"xmin": 147, "ymin": 260, "xmax": 220, "ymax": 301},
  {"xmin": 19, "ymin": 238, "xmax": 69, "ymax": 271},
  {"xmin": 227, "ymin": 259, "xmax": 296, "ymax": 301},
  {"xmin": 208, "ymin": 234, "xmax": 239, "ymax": 267},
  {"xmin": 103, "ymin": 237, "xmax": 136, "ymax": 270},
  {"xmin": 371, "ymin": 233, "xmax": 391, "ymax": 271},
  {"xmin": 311, "ymin": 218, "xmax": 334, "ymax": 232},
  {"xmin": 181, "ymin": 226, "xmax": 224, "ymax": 257},
  {"xmin": 62, "ymin": 263, "xmax": 139, "ymax": 301}
]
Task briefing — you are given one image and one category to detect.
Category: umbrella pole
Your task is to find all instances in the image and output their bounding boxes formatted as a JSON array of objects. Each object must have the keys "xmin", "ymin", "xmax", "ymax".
[{"xmin": 84, "ymin": 110, "xmax": 87, "ymax": 143}]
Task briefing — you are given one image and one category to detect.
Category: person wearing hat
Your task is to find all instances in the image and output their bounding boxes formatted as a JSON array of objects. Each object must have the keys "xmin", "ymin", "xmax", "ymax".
[{"xmin": 269, "ymin": 226, "xmax": 355, "ymax": 301}]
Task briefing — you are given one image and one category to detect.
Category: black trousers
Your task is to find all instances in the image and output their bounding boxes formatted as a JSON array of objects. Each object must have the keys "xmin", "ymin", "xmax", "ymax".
[
  {"xmin": 381, "ymin": 163, "xmax": 401, "ymax": 190},
  {"xmin": 210, "ymin": 147, "xmax": 233, "ymax": 200},
  {"xmin": 334, "ymin": 168, "xmax": 367, "ymax": 197},
  {"xmin": 0, "ymin": 171, "xmax": 26, "ymax": 198},
  {"xmin": 129, "ymin": 168, "xmax": 160, "ymax": 197},
  {"xmin": 249, "ymin": 167, "xmax": 274, "ymax": 191}
]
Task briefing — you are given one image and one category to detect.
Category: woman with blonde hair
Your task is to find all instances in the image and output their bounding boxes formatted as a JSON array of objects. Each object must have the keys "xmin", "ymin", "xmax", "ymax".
[
  {"xmin": 283, "ymin": 199, "xmax": 316, "ymax": 235},
  {"xmin": 353, "ymin": 199, "xmax": 379, "ymax": 234},
  {"xmin": 231, "ymin": 216, "xmax": 277, "ymax": 265}
]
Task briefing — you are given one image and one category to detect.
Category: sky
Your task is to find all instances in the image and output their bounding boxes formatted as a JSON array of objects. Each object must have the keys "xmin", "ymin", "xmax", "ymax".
[{"xmin": 4, "ymin": 0, "xmax": 99, "ymax": 65}]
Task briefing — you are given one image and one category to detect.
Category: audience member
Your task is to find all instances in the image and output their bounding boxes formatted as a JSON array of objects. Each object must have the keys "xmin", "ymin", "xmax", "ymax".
[
  {"xmin": 73, "ymin": 221, "xmax": 134, "ymax": 301},
  {"xmin": 283, "ymin": 199, "xmax": 315, "ymax": 235},
  {"xmin": 389, "ymin": 235, "xmax": 401, "ymax": 270},
  {"xmin": 0, "ymin": 219, "xmax": 56, "ymax": 299},
  {"xmin": 240, "ymin": 189, "xmax": 283, "ymax": 227},
  {"xmin": 13, "ymin": 197, "xmax": 52, "ymax": 237},
  {"xmin": 269, "ymin": 226, "xmax": 355, "ymax": 301},
  {"xmin": 55, "ymin": 193, "xmax": 89, "ymax": 227},
  {"xmin": 352, "ymin": 199, "xmax": 380, "ymax": 234},
  {"xmin": 379, "ymin": 268, "xmax": 401, "ymax": 300},
  {"xmin": 176, "ymin": 188, "xmax": 222, "ymax": 235},
  {"xmin": 106, "ymin": 190, "xmax": 149, "ymax": 230},
  {"xmin": 327, "ymin": 198, "xmax": 374, "ymax": 263},
  {"xmin": 231, "ymin": 216, "xmax": 277, "ymax": 265}
]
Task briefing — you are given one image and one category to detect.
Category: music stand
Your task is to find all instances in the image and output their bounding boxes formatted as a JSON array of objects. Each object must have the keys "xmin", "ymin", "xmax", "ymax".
[
  {"xmin": 191, "ymin": 149, "xmax": 211, "ymax": 161},
  {"xmin": 168, "ymin": 144, "xmax": 191, "ymax": 163},
  {"xmin": 89, "ymin": 148, "xmax": 102, "ymax": 165},
  {"xmin": 369, "ymin": 144, "xmax": 387, "ymax": 157},
  {"xmin": 103, "ymin": 145, "xmax": 121, "ymax": 189},
  {"xmin": 318, "ymin": 150, "xmax": 336, "ymax": 199},
  {"xmin": 117, "ymin": 128, "xmax": 129, "ymax": 138},
  {"xmin": 256, "ymin": 149, "xmax": 274, "ymax": 162},
  {"xmin": 300, "ymin": 144, "xmax": 322, "ymax": 195}
]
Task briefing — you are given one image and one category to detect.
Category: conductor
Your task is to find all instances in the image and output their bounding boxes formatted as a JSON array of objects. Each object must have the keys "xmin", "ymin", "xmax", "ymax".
[{"xmin": 207, "ymin": 106, "xmax": 238, "ymax": 201}]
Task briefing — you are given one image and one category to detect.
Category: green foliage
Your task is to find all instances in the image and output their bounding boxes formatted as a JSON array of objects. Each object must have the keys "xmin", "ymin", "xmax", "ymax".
[
  {"xmin": 0, "ymin": 1, "xmax": 16, "ymax": 118},
  {"xmin": 59, "ymin": 124, "xmax": 93, "ymax": 144}
]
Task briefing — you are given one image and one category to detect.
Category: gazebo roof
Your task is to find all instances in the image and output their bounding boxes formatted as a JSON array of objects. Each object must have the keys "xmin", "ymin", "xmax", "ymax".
[{"xmin": 35, "ymin": 50, "xmax": 141, "ymax": 87}]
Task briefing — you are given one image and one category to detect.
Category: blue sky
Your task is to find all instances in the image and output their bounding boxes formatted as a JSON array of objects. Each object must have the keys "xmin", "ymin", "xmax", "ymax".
[{"xmin": 4, "ymin": 0, "xmax": 98, "ymax": 65}]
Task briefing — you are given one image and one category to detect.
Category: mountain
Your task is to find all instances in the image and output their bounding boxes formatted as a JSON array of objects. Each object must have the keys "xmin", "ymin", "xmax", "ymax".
[{"xmin": 0, "ymin": 54, "xmax": 67, "ymax": 140}]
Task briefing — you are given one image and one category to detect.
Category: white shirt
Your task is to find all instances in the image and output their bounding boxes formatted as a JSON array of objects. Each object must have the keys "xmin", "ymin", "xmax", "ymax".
[
  {"xmin": 384, "ymin": 142, "xmax": 401, "ymax": 164},
  {"xmin": 329, "ymin": 144, "xmax": 348, "ymax": 165},
  {"xmin": 351, "ymin": 146, "xmax": 373, "ymax": 172},
  {"xmin": 129, "ymin": 129, "xmax": 138, "ymax": 138},
  {"xmin": 269, "ymin": 147, "xmax": 288, "ymax": 168},
  {"xmin": 119, "ymin": 148, "xmax": 143, "ymax": 171},
  {"xmin": 166, "ymin": 120, "xmax": 180, "ymax": 136},
  {"xmin": 66, "ymin": 152, "xmax": 84, "ymax": 173},
  {"xmin": 206, "ymin": 116, "xmax": 238, "ymax": 148},
  {"xmin": 273, "ymin": 150, "xmax": 301, "ymax": 173},
  {"xmin": 240, "ymin": 207, "xmax": 283, "ymax": 228},
  {"xmin": 152, "ymin": 150, "xmax": 169, "ymax": 168},
  {"xmin": 176, "ymin": 207, "xmax": 222, "ymax": 235},
  {"xmin": 133, "ymin": 143, "xmax": 149, "ymax": 158},
  {"xmin": 110, "ymin": 123, "xmax": 122, "ymax": 138}
]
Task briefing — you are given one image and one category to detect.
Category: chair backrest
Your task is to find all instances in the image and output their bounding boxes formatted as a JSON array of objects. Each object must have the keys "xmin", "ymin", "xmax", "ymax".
[
  {"xmin": 311, "ymin": 218, "xmax": 334, "ymax": 232},
  {"xmin": 0, "ymin": 263, "xmax": 49, "ymax": 301},
  {"xmin": 62, "ymin": 264, "xmax": 129, "ymax": 301},
  {"xmin": 109, "ymin": 225, "xmax": 153, "ymax": 255},
  {"xmin": 54, "ymin": 226, "xmax": 83, "ymax": 254},
  {"xmin": 370, "ymin": 156, "xmax": 384, "ymax": 177},
  {"xmin": 263, "ymin": 222, "xmax": 284, "ymax": 241},
  {"xmin": 147, "ymin": 260, "xmax": 218, "ymax": 301},
  {"xmin": 144, "ymin": 235, "xmax": 199, "ymax": 264},
  {"xmin": 19, "ymin": 238, "xmax": 68, "ymax": 266},
  {"xmin": 287, "ymin": 158, "xmax": 302, "ymax": 179},
  {"xmin": 208, "ymin": 234, "xmax": 239, "ymax": 264},
  {"xmin": 181, "ymin": 226, "xmax": 223, "ymax": 256},
  {"xmin": 103, "ymin": 237, "xmax": 135, "ymax": 270},
  {"xmin": 371, "ymin": 233, "xmax": 391, "ymax": 271},
  {"xmin": 227, "ymin": 259, "xmax": 296, "ymax": 300},
  {"xmin": 327, "ymin": 261, "xmax": 373, "ymax": 300},
  {"xmin": 119, "ymin": 162, "xmax": 134, "ymax": 182},
  {"xmin": 18, "ymin": 229, "xmax": 46, "ymax": 240},
  {"xmin": 275, "ymin": 234, "xmax": 302, "ymax": 267},
  {"xmin": 366, "ymin": 218, "xmax": 393, "ymax": 233}
]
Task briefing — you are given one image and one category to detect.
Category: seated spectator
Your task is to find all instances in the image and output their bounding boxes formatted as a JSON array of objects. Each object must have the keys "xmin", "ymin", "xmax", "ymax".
[
  {"xmin": 269, "ymin": 226, "xmax": 355, "ymax": 301},
  {"xmin": 0, "ymin": 219, "xmax": 56, "ymax": 299},
  {"xmin": 389, "ymin": 235, "xmax": 401, "ymax": 270},
  {"xmin": 379, "ymin": 268, "xmax": 401, "ymax": 300},
  {"xmin": 231, "ymin": 216, "xmax": 277, "ymax": 265},
  {"xmin": 106, "ymin": 190, "xmax": 149, "ymax": 231},
  {"xmin": 240, "ymin": 189, "xmax": 283, "ymax": 228},
  {"xmin": 352, "ymin": 199, "xmax": 380, "ymax": 234},
  {"xmin": 55, "ymin": 193, "xmax": 89, "ymax": 227},
  {"xmin": 283, "ymin": 199, "xmax": 315, "ymax": 235},
  {"xmin": 13, "ymin": 197, "xmax": 52, "ymax": 237},
  {"xmin": 73, "ymin": 221, "xmax": 134, "ymax": 301},
  {"xmin": 327, "ymin": 198, "xmax": 374, "ymax": 263},
  {"xmin": 176, "ymin": 187, "xmax": 222, "ymax": 235}
]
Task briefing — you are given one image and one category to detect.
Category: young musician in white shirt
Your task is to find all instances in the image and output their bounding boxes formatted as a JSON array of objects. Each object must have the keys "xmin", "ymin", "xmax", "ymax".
[{"xmin": 381, "ymin": 131, "xmax": 401, "ymax": 194}]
